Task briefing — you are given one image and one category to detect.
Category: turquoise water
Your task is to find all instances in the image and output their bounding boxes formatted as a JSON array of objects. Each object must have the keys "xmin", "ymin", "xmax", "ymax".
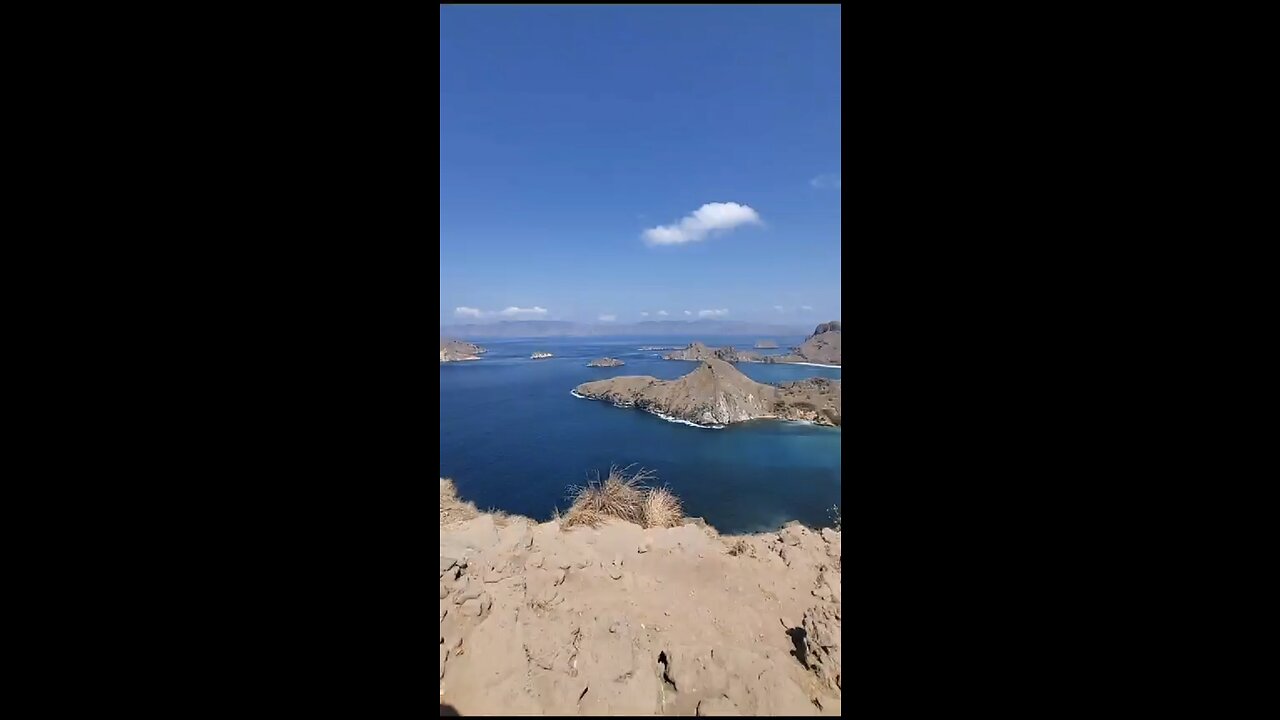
[{"xmin": 439, "ymin": 336, "xmax": 841, "ymax": 533}]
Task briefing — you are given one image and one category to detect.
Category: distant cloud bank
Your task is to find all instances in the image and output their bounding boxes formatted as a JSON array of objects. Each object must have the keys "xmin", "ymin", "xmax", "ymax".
[
  {"xmin": 598, "ymin": 314, "xmax": 617, "ymax": 322},
  {"xmin": 454, "ymin": 305, "xmax": 548, "ymax": 320},
  {"xmin": 657, "ymin": 310, "xmax": 668, "ymax": 316},
  {"xmin": 642, "ymin": 202, "xmax": 762, "ymax": 246},
  {"xmin": 698, "ymin": 308, "xmax": 729, "ymax": 318}
]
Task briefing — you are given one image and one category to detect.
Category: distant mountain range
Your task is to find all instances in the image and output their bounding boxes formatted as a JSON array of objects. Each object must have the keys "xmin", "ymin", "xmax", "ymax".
[{"xmin": 440, "ymin": 319, "xmax": 814, "ymax": 339}]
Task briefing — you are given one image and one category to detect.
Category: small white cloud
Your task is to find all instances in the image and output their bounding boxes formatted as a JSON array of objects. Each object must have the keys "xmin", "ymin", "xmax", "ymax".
[
  {"xmin": 698, "ymin": 308, "xmax": 729, "ymax": 318},
  {"xmin": 498, "ymin": 306, "xmax": 548, "ymax": 318},
  {"xmin": 684, "ymin": 310, "xmax": 692, "ymax": 316},
  {"xmin": 598, "ymin": 314, "xmax": 617, "ymax": 322},
  {"xmin": 657, "ymin": 310, "xmax": 668, "ymax": 316},
  {"xmin": 642, "ymin": 202, "xmax": 762, "ymax": 246},
  {"xmin": 454, "ymin": 307, "xmax": 484, "ymax": 318},
  {"xmin": 774, "ymin": 305, "xmax": 784, "ymax": 312},
  {"xmin": 800, "ymin": 305, "xmax": 813, "ymax": 311},
  {"xmin": 810, "ymin": 174, "xmax": 841, "ymax": 190},
  {"xmin": 640, "ymin": 311, "xmax": 649, "ymax": 317}
]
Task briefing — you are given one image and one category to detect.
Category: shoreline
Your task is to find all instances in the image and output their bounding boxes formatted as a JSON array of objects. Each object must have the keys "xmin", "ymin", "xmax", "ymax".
[{"xmin": 570, "ymin": 390, "xmax": 725, "ymax": 429}]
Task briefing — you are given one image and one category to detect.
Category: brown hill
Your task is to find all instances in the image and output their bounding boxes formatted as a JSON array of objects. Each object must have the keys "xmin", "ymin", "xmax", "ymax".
[
  {"xmin": 574, "ymin": 359, "xmax": 840, "ymax": 427},
  {"xmin": 441, "ymin": 338, "xmax": 487, "ymax": 363}
]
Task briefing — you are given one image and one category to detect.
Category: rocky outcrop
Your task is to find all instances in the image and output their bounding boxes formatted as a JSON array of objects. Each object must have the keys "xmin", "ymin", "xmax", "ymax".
[
  {"xmin": 663, "ymin": 342, "xmax": 764, "ymax": 364},
  {"xmin": 441, "ymin": 338, "xmax": 487, "ymax": 363},
  {"xmin": 772, "ymin": 321, "xmax": 841, "ymax": 366},
  {"xmin": 587, "ymin": 357, "xmax": 625, "ymax": 367},
  {"xmin": 811, "ymin": 321, "xmax": 840, "ymax": 336},
  {"xmin": 573, "ymin": 359, "xmax": 840, "ymax": 427},
  {"xmin": 439, "ymin": 479, "xmax": 843, "ymax": 716}
]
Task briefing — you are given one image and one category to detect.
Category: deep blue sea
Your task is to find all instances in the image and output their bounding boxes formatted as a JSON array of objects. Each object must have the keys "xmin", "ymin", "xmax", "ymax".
[{"xmin": 440, "ymin": 336, "xmax": 841, "ymax": 534}]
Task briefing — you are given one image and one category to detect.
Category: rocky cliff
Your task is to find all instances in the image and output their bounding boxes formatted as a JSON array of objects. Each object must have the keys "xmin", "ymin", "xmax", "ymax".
[{"xmin": 773, "ymin": 321, "xmax": 841, "ymax": 366}]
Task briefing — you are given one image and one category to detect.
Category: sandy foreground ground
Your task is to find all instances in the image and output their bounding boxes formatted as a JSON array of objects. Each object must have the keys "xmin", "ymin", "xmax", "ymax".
[{"xmin": 440, "ymin": 480, "xmax": 842, "ymax": 715}]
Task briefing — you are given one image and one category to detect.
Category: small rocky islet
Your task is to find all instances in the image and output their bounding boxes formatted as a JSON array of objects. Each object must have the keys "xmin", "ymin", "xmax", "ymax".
[
  {"xmin": 440, "ymin": 338, "xmax": 487, "ymax": 363},
  {"xmin": 573, "ymin": 358, "xmax": 840, "ymax": 427},
  {"xmin": 661, "ymin": 321, "xmax": 841, "ymax": 367},
  {"xmin": 586, "ymin": 357, "xmax": 625, "ymax": 367}
]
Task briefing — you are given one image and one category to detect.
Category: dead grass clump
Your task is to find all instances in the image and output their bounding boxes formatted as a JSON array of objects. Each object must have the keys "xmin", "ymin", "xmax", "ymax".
[
  {"xmin": 561, "ymin": 465, "xmax": 684, "ymax": 529},
  {"xmin": 641, "ymin": 485, "xmax": 684, "ymax": 528},
  {"xmin": 440, "ymin": 477, "xmax": 479, "ymax": 525}
]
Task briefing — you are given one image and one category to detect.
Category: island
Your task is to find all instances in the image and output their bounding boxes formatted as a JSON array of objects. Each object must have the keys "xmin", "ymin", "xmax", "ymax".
[
  {"xmin": 440, "ymin": 338, "xmax": 487, "ymax": 363},
  {"xmin": 770, "ymin": 321, "xmax": 841, "ymax": 366},
  {"xmin": 754, "ymin": 339, "xmax": 779, "ymax": 349},
  {"xmin": 572, "ymin": 358, "xmax": 840, "ymax": 427},
  {"xmin": 530, "ymin": 351, "xmax": 554, "ymax": 360},
  {"xmin": 662, "ymin": 342, "xmax": 765, "ymax": 363},
  {"xmin": 586, "ymin": 357, "xmax": 625, "ymax": 367}
]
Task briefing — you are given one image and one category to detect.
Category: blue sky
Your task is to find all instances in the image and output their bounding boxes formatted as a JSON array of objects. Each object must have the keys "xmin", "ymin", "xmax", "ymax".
[{"xmin": 441, "ymin": 5, "xmax": 841, "ymax": 326}]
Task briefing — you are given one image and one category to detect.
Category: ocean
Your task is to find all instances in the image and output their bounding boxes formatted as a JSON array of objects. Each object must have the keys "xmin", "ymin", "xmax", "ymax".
[{"xmin": 439, "ymin": 336, "xmax": 841, "ymax": 534}]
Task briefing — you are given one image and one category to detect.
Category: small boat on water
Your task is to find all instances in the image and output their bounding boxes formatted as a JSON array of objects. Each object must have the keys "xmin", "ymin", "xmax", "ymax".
[{"xmin": 530, "ymin": 351, "xmax": 554, "ymax": 360}]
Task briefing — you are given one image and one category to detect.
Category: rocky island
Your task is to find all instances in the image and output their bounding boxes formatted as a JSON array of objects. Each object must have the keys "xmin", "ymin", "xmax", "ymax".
[
  {"xmin": 440, "ymin": 338, "xmax": 487, "ymax": 363},
  {"xmin": 754, "ymin": 339, "xmax": 779, "ymax": 349},
  {"xmin": 662, "ymin": 341, "xmax": 765, "ymax": 364},
  {"xmin": 772, "ymin": 321, "xmax": 841, "ymax": 366},
  {"xmin": 573, "ymin": 358, "xmax": 840, "ymax": 427},
  {"xmin": 586, "ymin": 357, "xmax": 625, "ymax": 367}
]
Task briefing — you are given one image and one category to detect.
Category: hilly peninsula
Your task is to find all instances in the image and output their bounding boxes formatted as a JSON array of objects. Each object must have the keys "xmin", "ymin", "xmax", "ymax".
[
  {"xmin": 772, "ymin": 321, "xmax": 841, "ymax": 366},
  {"xmin": 440, "ymin": 338, "xmax": 487, "ymax": 363},
  {"xmin": 573, "ymin": 358, "xmax": 840, "ymax": 427}
]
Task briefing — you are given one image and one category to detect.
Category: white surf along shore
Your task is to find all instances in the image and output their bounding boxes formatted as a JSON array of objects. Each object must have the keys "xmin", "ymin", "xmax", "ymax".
[{"xmin": 570, "ymin": 390, "xmax": 725, "ymax": 429}]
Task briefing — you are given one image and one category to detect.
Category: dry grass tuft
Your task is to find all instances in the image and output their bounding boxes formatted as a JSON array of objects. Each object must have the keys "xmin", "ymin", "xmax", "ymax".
[
  {"xmin": 641, "ymin": 485, "xmax": 684, "ymax": 528},
  {"xmin": 561, "ymin": 465, "xmax": 685, "ymax": 529},
  {"xmin": 440, "ymin": 477, "xmax": 479, "ymax": 525}
]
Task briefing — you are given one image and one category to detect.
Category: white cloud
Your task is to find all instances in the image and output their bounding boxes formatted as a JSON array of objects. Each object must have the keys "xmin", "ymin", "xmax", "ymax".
[
  {"xmin": 800, "ymin": 305, "xmax": 813, "ymax": 311},
  {"xmin": 642, "ymin": 202, "xmax": 762, "ymax": 246},
  {"xmin": 457, "ymin": 305, "xmax": 548, "ymax": 320},
  {"xmin": 684, "ymin": 310, "xmax": 692, "ymax": 316},
  {"xmin": 774, "ymin": 305, "xmax": 784, "ymax": 312},
  {"xmin": 657, "ymin": 310, "xmax": 668, "ymax": 316},
  {"xmin": 598, "ymin": 314, "xmax": 617, "ymax": 322},
  {"xmin": 810, "ymin": 174, "xmax": 841, "ymax": 190},
  {"xmin": 498, "ymin": 306, "xmax": 548, "ymax": 318},
  {"xmin": 640, "ymin": 311, "xmax": 649, "ymax": 317},
  {"xmin": 698, "ymin": 308, "xmax": 729, "ymax": 318}
]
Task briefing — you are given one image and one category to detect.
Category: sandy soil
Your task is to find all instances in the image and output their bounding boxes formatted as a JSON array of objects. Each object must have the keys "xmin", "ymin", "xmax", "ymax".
[{"xmin": 440, "ymin": 480, "xmax": 842, "ymax": 716}]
